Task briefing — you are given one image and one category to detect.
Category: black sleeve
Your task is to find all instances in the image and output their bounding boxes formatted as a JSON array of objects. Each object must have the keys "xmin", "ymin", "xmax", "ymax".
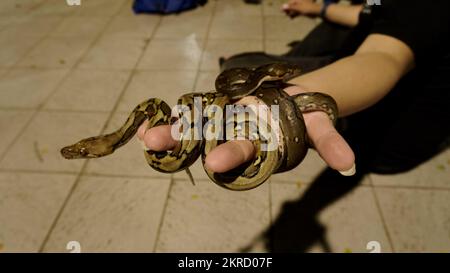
[{"xmin": 369, "ymin": 0, "xmax": 450, "ymax": 65}]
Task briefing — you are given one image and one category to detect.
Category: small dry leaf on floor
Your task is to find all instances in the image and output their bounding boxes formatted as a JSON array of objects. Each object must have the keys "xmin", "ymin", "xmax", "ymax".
[
  {"xmin": 33, "ymin": 141, "xmax": 49, "ymax": 162},
  {"xmin": 191, "ymin": 194, "xmax": 199, "ymax": 200}
]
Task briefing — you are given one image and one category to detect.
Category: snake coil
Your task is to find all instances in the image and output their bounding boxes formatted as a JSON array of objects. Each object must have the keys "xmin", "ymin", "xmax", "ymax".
[{"xmin": 61, "ymin": 63, "xmax": 338, "ymax": 191}]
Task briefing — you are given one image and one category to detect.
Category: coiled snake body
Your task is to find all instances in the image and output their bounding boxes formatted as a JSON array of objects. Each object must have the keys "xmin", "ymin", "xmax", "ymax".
[{"xmin": 61, "ymin": 63, "xmax": 338, "ymax": 191}]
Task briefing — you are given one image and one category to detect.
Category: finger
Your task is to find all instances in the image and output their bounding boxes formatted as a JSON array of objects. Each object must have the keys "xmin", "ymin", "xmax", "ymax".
[
  {"xmin": 142, "ymin": 124, "xmax": 179, "ymax": 152},
  {"xmin": 204, "ymin": 140, "xmax": 256, "ymax": 173},
  {"xmin": 304, "ymin": 111, "xmax": 356, "ymax": 175},
  {"xmin": 137, "ymin": 120, "xmax": 149, "ymax": 140}
]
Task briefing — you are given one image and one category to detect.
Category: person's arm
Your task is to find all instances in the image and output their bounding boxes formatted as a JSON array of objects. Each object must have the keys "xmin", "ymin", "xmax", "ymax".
[
  {"xmin": 285, "ymin": 34, "xmax": 415, "ymax": 116},
  {"xmin": 203, "ymin": 33, "xmax": 415, "ymax": 174},
  {"xmin": 323, "ymin": 3, "xmax": 362, "ymax": 27},
  {"xmin": 138, "ymin": 34, "xmax": 415, "ymax": 176},
  {"xmin": 282, "ymin": 0, "xmax": 363, "ymax": 27}
]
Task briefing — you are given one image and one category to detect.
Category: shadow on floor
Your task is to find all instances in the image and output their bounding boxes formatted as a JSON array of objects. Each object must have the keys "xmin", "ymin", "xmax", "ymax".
[
  {"xmin": 240, "ymin": 115, "xmax": 449, "ymax": 253},
  {"xmin": 266, "ymin": 168, "xmax": 366, "ymax": 252},
  {"xmin": 237, "ymin": 55, "xmax": 450, "ymax": 252},
  {"xmin": 240, "ymin": 167, "xmax": 366, "ymax": 253},
  {"xmin": 240, "ymin": 141, "xmax": 449, "ymax": 253}
]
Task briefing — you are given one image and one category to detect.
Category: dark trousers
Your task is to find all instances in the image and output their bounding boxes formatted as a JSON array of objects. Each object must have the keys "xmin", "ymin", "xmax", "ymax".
[
  {"xmin": 345, "ymin": 59, "xmax": 450, "ymax": 173},
  {"xmin": 220, "ymin": 21, "xmax": 351, "ymax": 72}
]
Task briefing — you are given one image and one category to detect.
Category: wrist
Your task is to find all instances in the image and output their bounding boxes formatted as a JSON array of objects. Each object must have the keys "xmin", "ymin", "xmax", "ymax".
[
  {"xmin": 284, "ymin": 85, "xmax": 309, "ymax": 96},
  {"xmin": 311, "ymin": 3, "xmax": 324, "ymax": 16},
  {"xmin": 319, "ymin": 2, "xmax": 332, "ymax": 18},
  {"xmin": 303, "ymin": 111, "xmax": 332, "ymax": 149}
]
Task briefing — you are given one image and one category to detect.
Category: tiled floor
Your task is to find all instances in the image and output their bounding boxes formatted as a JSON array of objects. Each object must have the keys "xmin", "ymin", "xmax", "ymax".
[{"xmin": 0, "ymin": 0, "xmax": 449, "ymax": 253}]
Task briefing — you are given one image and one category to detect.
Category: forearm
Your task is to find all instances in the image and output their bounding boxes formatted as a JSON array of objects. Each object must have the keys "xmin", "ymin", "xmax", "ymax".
[
  {"xmin": 287, "ymin": 53, "xmax": 402, "ymax": 116},
  {"xmin": 285, "ymin": 1, "xmax": 362, "ymax": 27},
  {"xmin": 286, "ymin": 34, "xmax": 415, "ymax": 116},
  {"xmin": 324, "ymin": 4, "xmax": 362, "ymax": 27}
]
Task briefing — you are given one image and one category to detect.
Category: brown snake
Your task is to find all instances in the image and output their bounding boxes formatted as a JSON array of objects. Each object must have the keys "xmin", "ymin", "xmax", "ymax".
[{"xmin": 60, "ymin": 63, "xmax": 338, "ymax": 191}]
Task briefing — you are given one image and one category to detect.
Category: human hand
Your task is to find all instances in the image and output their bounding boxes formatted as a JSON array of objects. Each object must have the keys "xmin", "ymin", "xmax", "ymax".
[
  {"xmin": 281, "ymin": 0, "xmax": 323, "ymax": 18},
  {"xmin": 137, "ymin": 89, "xmax": 356, "ymax": 176}
]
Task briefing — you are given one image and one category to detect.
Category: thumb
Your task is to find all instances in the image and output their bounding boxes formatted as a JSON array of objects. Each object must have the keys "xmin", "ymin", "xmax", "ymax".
[{"xmin": 304, "ymin": 111, "xmax": 356, "ymax": 176}]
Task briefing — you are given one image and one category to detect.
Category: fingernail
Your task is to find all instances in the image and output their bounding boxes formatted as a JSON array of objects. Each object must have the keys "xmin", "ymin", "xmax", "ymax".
[
  {"xmin": 138, "ymin": 138, "xmax": 150, "ymax": 151},
  {"xmin": 339, "ymin": 163, "xmax": 356, "ymax": 176}
]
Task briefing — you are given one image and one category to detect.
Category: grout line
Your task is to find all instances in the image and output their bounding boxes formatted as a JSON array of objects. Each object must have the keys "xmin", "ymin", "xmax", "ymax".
[
  {"xmin": 2, "ymin": 164, "xmax": 447, "ymax": 192},
  {"xmin": 191, "ymin": 0, "xmax": 217, "ymax": 89},
  {"xmin": 0, "ymin": 109, "xmax": 39, "ymax": 162},
  {"xmin": 259, "ymin": 173, "xmax": 450, "ymax": 191},
  {"xmin": 269, "ymin": 178, "xmax": 373, "ymax": 187},
  {"xmin": 0, "ymin": 107, "xmax": 37, "ymax": 112},
  {"xmin": 268, "ymin": 180, "xmax": 273, "ymax": 223},
  {"xmin": 35, "ymin": 35, "xmax": 122, "ymax": 106},
  {"xmin": 14, "ymin": 1, "xmax": 146, "ymax": 113},
  {"xmin": 82, "ymin": 172, "xmax": 169, "ymax": 181},
  {"xmin": 0, "ymin": 14, "xmax": 68, "ymax": 130},
  {"xmin": 154, "ymin": 37, "xmax": 264, "ymax": 42},
  {"xmin": 35, "ymin": 108, "xmax": 112, "ymax": 114},
  {"xmin": 2, "ymin": 17, "xmax": 67, "ymax": 72},
  {"xmin": 0, "ymin": 0, "xmax": 49, "ymax": 18},
  {"xmin": 151, "ymin": 1, "xmax": 217, "ymax": 252},
  {"xmin": 366, "ymin": 174, "xmax": 450, "ymax": 191},
  {"xmin": 367, "ymin": 175, "xmax": 396, "ymax": 253},
  {"xmin": 0, "ymin": 13, "xmax": 123, "ymax": 165},
  {"xmin": 151, "ymin": 2, "xmax": 218, "ymax": 250},
  {"xmin": 93, "ymin": 23, "xmax": 163, "ymax": 138},
  {"xmin": 267, "ymin": 179, "xmax": 274, "ymax": 251},
  {"xmin": 0, "ymin": 167, "xmax": 219, "ymax": 185},
  {"xmin": 176, "ymin": 174, "xmax": 450, "ymax": 190},
  {"xmin": 371, "ymin": 184, "xmax": 450, "ymax": 191},
  {"xmin": 261, "ymin": 0, "xmax": 266, "ymax": 52},
  {"xmin": 152, "ymin": 174, "xmax": 175, "ymax": 253},
  {"xmin": 0, "ymin": 107, "xmax": 111, "ymax": 114},
  {"xmin": 37, "ymin": 0, "xmax": 152, "ymax": 252},
  {"xmin": 0, "ymin": 168, "xmax": 79, "ymax": 176},
  {"xmin": 0, "ymin": 167, "xmax": 169, "ymax": 180},
  {"xmin": 37, "ymin": 166, "xmax": 86, "ymax": 252},
  {"xmin": 0, "ymin": 7, "xmax": 138, "ymax": 163},
  {"xmin": 29, "ymin": 0, "xmax": 54, "ymax": 14},
  {"xmin": 164, "ymin": 176, "xmax": 214, "ymax": 184}
]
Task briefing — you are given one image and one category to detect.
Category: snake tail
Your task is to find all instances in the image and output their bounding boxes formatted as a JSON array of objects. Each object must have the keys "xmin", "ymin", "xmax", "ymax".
[{"xmin": 60, "ymin": 98, "xmax": 171, "ymax": 160}]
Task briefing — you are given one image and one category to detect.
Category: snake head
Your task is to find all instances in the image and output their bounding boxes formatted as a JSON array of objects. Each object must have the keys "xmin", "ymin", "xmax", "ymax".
[
  {"xmin": 278, "ymin": 64, "xmax": 302, "ymax": 80},
  {"xmin": 60, "ymin": 136, "xmax": 114, "ymax": 159},
  {"xmin": 257, "ymin": 63, "xmax": 302, "ymax": 80},
  {"xmin": 287, "ymin": 65, "xmax": 302, "ymax": 77}
]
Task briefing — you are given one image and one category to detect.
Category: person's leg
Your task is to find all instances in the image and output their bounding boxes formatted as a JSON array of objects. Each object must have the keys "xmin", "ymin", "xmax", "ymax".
[
  {"xmin": 342, "ymin": 62, "xmax": 450, "ymax": 174},
  {"xmin": 219, "ymin": 21, "xmax": 350, "ymax": 71},
  {"xmin": 284, "ymin": 21, "xmax": 353, "ymax": 58},
  {"xmin": 370, "ymin": 65, "xmax": 450, "ymax": 173},
  {"xmin": 219, "ymin": 52, "xmax": 335, "ymax": 73}
]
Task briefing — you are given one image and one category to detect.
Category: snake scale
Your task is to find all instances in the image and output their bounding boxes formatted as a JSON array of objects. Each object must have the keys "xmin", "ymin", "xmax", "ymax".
[{"xmin": 61, "ymin": 63, "xmax": 338, "ymax": 191}]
